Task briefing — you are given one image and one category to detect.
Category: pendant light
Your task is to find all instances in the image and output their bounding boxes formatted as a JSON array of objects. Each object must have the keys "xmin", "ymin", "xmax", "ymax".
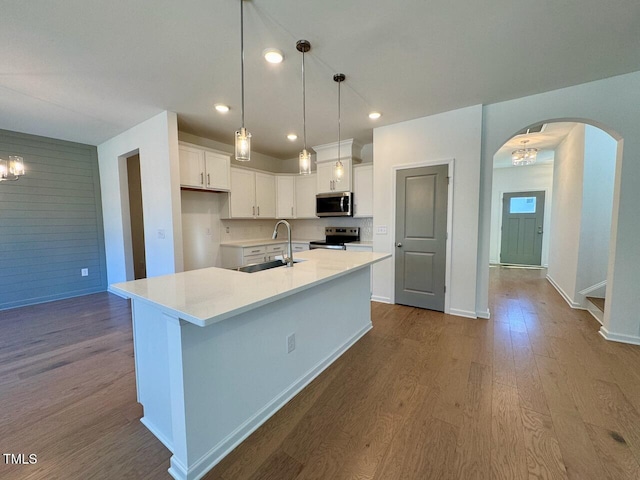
[
  {"xmin": 297, "ymin": 40, "xmax": 312, "ymax": 175},
  {"xmin": 333, "ymin": 73, "xmax": 345, "ymax": 182},
  {"xmin": 0, "ymin": 156, "xmax": 25, "ymax": 182},
  {"xmin": 511, "ymin": 139, "xmax": 537, "ymax": 166},
  {"xmin": 235, "ymin": 0, "xmax": 251, "ymax": 162}
]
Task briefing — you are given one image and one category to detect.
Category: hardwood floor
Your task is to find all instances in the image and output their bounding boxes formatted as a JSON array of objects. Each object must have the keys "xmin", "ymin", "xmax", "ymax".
[{"xmin": 1, "ymin": 267, "xmax": 639, "ymax": 479}]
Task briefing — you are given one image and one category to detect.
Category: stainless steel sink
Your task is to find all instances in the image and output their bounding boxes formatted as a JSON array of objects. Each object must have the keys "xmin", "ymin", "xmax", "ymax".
[{"xmin": 232, "ymin": 259, "xmax": 289, "ymax": 273}]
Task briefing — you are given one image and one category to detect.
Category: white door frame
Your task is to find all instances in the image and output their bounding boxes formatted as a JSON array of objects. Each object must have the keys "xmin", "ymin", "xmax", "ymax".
[{"xmin": 391, "ymin": 158, "xmax": 455, "ymax": 314}]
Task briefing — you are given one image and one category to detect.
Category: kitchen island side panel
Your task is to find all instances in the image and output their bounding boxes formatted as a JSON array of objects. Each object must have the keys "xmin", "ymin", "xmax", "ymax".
[{"xmin": 133, "ymin": 266, "xmax": 372, "ymax": 480}]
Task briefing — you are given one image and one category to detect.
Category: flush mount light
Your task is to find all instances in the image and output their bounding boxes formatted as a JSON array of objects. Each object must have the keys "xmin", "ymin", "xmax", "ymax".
[
  {"xmin": 214, "ymin": 104, "xmax": 230, "ymax": 113},
  {"xmin": 287, "ymin": 133, "xmax": 298, "ymax": 141},
  {"xmin": 263, "ymin": 48, "xmax": 284, "ymax": 64},
  {"xmin": 368, "ymin": 112, "xmax": 381, "ymax": 120}
]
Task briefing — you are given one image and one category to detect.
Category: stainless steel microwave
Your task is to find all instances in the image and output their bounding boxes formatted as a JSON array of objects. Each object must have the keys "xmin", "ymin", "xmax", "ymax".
[{"xmin": 316, "ymin": 192, "xmax": 353, "ymax": 217}]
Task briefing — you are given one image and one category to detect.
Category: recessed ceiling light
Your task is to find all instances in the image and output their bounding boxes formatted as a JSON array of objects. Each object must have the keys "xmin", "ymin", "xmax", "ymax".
[
  {"xmin": 287, "ymin": 133, "xmax": 298, "ymax": 141},
  {"xmin": 263, "ymin": 48, "xmax": 284, "ymax": 64},
  {"xmin": 368, "ymin": 112, "xmax": 382, "ymax": 120},
  {"xmin": 214, "ymin": 104, "xmax": 230, "ymax": 113}
]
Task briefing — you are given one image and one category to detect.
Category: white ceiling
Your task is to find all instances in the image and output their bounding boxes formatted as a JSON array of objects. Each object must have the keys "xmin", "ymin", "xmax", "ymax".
[
  {"xmin": 2, "ymin": 1, "xmax": 640, "ymax": 159},
  {"xmin": 493, "ymin": 122, "xmax": 579, "ymax": 168}
]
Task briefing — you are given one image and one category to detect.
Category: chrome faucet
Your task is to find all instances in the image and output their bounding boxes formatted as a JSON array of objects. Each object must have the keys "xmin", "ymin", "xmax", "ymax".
[{"xmin": 272, "ymin": 220, "xmax": 294, "ymax": 267}]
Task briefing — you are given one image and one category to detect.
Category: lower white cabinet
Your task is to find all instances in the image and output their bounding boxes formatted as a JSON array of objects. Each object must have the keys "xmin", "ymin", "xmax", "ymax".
[
  {"xmin": 221, "ymin": 243, "xmax": 287, "ymax": 268},
  {"xmin": 292, "ymin": 242, "xmax": 310, "ymax": 252}
]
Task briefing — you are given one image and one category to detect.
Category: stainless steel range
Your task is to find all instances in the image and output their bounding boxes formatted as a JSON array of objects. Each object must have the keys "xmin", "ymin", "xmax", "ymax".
[{"xmin": 309, "ymin": 227, "xmax": 360, "ymax": 250}]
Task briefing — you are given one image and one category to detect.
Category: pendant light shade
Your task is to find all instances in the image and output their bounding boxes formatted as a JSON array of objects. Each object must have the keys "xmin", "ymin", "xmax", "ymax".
[
  {"xmin": 297, "ymin": 40, "xmax": 311, "ymax": 175},
  {"xmin": 333, "ymin": 73, "xmax": 345, "ymax": 182},
  {"xmin": 235, "ymin": 0, "xmax": 251, "ymax": 162},
  {"xmin": 0, "ymin": 156, "xmax": 25, "ymax": 182}
]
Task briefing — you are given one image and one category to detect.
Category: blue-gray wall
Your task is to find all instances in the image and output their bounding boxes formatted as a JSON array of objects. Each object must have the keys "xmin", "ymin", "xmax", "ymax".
[{"xmin": 0, "ymin": 129, "xmax": 107, "ymax": 309}]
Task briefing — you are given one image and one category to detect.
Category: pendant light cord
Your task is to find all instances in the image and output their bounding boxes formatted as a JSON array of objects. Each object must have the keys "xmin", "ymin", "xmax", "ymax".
[
  {"xmin": 240, "ymin": 0, "xmax": 245, "ymax": 129},
  {"xmin": 337, "ymin": 78, "xmax": 341, "ymax": 163},
  {"xmin": 302, "ymin": 50, "xmax": 307, "ymax": 151}
]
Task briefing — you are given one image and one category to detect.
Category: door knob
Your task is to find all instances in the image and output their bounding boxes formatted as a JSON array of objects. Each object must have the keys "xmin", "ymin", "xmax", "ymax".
[{"xmin": 396, "ymin": 242, "xmax": 402, "ymax": 247}]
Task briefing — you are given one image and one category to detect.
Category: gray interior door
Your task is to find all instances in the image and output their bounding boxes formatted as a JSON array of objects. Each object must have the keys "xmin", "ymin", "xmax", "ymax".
[
  {"xmin": 500, "ymin": 191, "xmax": 545, "ymax": 266},
  {"xmin": 394, "ymin": 165, "xmax": 448, "ymax": 311}
]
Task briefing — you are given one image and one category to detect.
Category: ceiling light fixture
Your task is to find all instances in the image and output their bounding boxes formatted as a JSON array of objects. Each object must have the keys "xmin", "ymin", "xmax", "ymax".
[
  {"xmin": 0, "ymin": 156, "xmax": 25, "ymax": 182},
  {"xmin": 235, "ymin": 0, "xmax": 251, "ymax": 162},
  {"xmin": 368, "ymin": 112, "xmax": 381, "ymax": 120},
  {"xmin": 287, "ymin": 133, "xmax": 298, "ymax": 141},
  {"xmin": 263, "ymin": 48, "xmax": 284, "ymax": 64},
  {"xmin": 297, "ymin": 40, "xmax": 312, "ymax": 175},
  {"xmin": 512, "ymin": 139, "xmax": 538, "ymax": 166},
  {"xmin": 214, "ymin": 104, "xmax": 230, "ymax": 113},
  {"xmin": 333, "ymin": 73, "xmax": 346, "ymax": 183}
]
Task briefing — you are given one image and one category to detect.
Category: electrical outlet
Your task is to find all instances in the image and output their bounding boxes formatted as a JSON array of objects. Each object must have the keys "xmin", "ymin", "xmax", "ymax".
[
  {"xmin": 81, "ymin": 268, "xmax": 89, "ymax": 277},
  {"xmin": 287, "ymin": 333, "xmax": 296, "ymax": 353},
  {"xmin": 226, "ymin": 226, "xmax": 230, "ymax": 233},
  {"xmin": 376, "ymin": 225, "xmax": 388, "ymax": 235}
]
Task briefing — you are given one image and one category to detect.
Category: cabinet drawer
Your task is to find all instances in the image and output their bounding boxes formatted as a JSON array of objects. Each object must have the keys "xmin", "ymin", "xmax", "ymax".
[
  {"xmin": 292, "ymin": 243, "xmax": 309, "ymax": 252},
  {"xmin": 242, "ymin": 253, "xmax": 266, "ymax": 265},
  {"xmin": 266, "ymin": 243, "xmax": 286, "ymax": 253},
  {"xmin": 243, "ymin": 246, "xmax": 266, "ymax": 257}
]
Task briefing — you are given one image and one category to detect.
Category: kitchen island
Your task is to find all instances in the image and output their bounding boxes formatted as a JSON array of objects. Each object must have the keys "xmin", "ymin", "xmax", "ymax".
[{"xmin": 110, "ymin": 249, "xmax": 390, "ymax": 480}]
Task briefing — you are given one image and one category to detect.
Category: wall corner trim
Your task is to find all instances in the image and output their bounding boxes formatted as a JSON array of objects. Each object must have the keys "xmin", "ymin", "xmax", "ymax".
[
  {"xmin": 448, "ymin": 308, "xmax": 478, "ymax": 319},
  {"xmin": 599, "ymin": 327, "xmax": 640, "ymax": 346}
]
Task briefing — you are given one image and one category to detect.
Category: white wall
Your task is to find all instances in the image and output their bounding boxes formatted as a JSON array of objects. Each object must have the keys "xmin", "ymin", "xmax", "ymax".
[
  {"xmin": 98, "ymin": 111, "xmax": 183, "ymax": 284},
  {"xmin": 575, "ymin": 125, "xmax": 617, "ymax": 300},
  {"xmin": 547, "ymin": 124, "xmax": 585, "ymax": 304},
  {"xmin": 490, "ymin": 163, "xmax": 554, "ymax": 266},
  {"xmin": 479, "ymin": 71, "xmax": 640, "ymax": 344},
  {"xmin": 373, "ymin": 105, "xmax": 483, "ymax": 317},
  {"xmin": 181, "ymin": 190, "xmax": 224, "ymax": 270}
]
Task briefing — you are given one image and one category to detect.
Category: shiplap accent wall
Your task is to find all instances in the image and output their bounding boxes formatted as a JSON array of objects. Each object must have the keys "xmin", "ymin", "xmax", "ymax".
[{"xmin": 0, "ymin": 129, "xmax": 107, "ymax": 309}]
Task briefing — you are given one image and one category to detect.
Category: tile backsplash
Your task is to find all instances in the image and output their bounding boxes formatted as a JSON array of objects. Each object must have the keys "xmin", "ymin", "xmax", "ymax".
[{"xmin": 220, "ymin": 216, "xmax": 373, "ymax": 242}]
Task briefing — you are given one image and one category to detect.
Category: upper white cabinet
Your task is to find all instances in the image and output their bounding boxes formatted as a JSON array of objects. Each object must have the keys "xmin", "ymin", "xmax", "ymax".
[
  {"xmin": 276, "ymin": 175, "xmax": 296, "ymax": 219},
  {"xmin": 316, "ymin": 159, "xmax": 352, "ymax": 193},
  {"xmin": 179, "ymin": 143, "xmax": 230, "ymax": 191},
  {"xmin": 223, "ymin": 168, "xmax": 276, "ymax": 219},
  {"xmin": 295, "ymin": 173, "xmax": 317, "ymax": 218},
  {"xmin": 353, "ymin": 164, "xmax": 373, "ymax": 217}
]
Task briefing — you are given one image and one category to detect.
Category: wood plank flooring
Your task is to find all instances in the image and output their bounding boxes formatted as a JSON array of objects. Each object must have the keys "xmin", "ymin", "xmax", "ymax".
[{"xmin": 1, "ymin": 267, "xmax": 640, "ymax": 479}]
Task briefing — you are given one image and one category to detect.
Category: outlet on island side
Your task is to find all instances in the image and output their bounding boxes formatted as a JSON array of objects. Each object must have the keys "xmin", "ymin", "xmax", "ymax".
[
  {"xmin": 287, "ymin": 333, "xmax": 296, "ymax": 354},
  {"xmin": 81, "ymin": 268, "xmax": 89, "ymax": 277}
]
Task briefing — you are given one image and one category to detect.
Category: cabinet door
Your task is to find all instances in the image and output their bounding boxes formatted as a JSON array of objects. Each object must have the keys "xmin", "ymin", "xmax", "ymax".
[
  {"xmin": 230, "ymin": 168, "xmax": 256, "ymax": 218},
  {"xmin": 255, "ymin": 172, "xmax": 276, "ymax": 218},
  {"xmin": 353, "ymin": 164, "xmax": 373, "ymax": 217},
  {"xmin": 316, "ymin": 159, "xmax": 351, "ymax": 193},
  {"xmin": 295, "ymin": 173, "xmax": 317, "ymax": 218},
  {"xmin": 276, "ymin": 176, "xmax": 295, "ymax": 218},
  {"xmin": 204, "ymin": 151, "xmax": 231, "ymax": 191},
  {"xmin": 179, "ymin": 145, "xmax": 205, "ymax": 188}
]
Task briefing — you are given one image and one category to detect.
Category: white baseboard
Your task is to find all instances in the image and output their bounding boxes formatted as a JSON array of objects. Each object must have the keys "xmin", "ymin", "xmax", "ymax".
[
  {"xmin": 476, "ymin": 309, "xmax": 491, "ymax": 319},
  {"xmin": 599, "ymin": 327, "xmax": 640, "ymax": 346},
  {"xmin": 448, "ymin": 308, "xmax": 478, "ymax": 319},
  {"xmin": 171, "ymin": 323, "xmax": 372, "ymax": 480},
  {"xmin": 546, "ymin": 275, "xmax": 584, "ymax": 310},
  {"xmin": 585, "ymin": 300, "xmax": 604, "ymax": 325},
  {"xmin": 371, "ymin": 295, "xmax": 391, "ymax": 304}
]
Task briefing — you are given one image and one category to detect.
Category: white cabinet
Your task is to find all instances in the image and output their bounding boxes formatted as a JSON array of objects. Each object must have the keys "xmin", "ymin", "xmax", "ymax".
[
  {"xmin": 295, "ymin": 173, "xmax": 317, "ymax": 218},
  {"xmin": 292, "ymin": 242, "xmax": 310, "ymax": 252},
  {"xmin": 221, "ymin": 243, "xmax": 287, "ymax": 268},
  {"xmin": 317, "ymin": 159, "xmax": 351, "ymax": 193},
  {"xmin": 255, "ymin": 172, "xmax": 276, "ymax": 218},
  {"xmin": 276, "ymin": 176, "xmax": 296, "ymax": 219},
  {"xmin": 224, "ymin": 168, "xmax": 276, "ymax": 219},
  {"xmin": 353, "ymin": 164, "xmax": 373, "ymax": 217},
  {"xmin": 179, "ymin": 143, "xmax": 230, "ymax": 191}
]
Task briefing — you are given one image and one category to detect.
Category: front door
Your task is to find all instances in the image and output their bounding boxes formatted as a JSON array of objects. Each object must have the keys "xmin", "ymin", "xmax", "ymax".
[
  {"xmin": 500, "ymin": 190, "xmax": 545, "ymax": 266},
  {"xmin": 394, "ymin": 165, "xmax": 448, "ymax": 311}
]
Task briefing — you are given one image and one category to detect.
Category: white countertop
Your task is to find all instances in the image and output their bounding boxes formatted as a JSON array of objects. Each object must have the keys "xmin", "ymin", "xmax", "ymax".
[
  {"xmin": 220, "ymin": 238, "xmax": 320, "ymax": 247},
  {"xmin": 110, "ymin": 249, "xmax": 390, "ymax": 327}
]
